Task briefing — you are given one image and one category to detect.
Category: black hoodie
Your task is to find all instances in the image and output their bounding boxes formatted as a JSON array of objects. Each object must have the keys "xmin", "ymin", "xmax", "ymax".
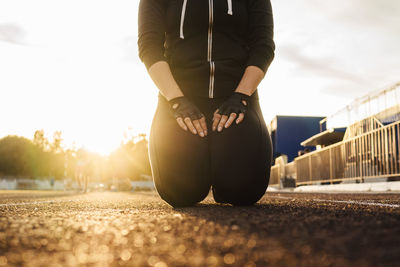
[{"xmin": 138, "ymin": 0, "xmax": 275, "ymax": 99}]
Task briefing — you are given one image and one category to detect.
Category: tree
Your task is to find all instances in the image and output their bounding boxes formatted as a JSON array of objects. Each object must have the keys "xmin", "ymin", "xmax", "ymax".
[
  {"xmin": 51, "ymin": 131, "xmax": 63, "ymax": 154},
  {"xmin": 33, "ymin": 130, "xmax": 49, "ymax": 151},
  {"xmin": 0, "ymin": 131, "xmax": 67, "ymax": 180},
  {"xmin": 109, "ymin": 134, "xmax": 151, "ymax": 181},
  {"xmin": 48, "ymin": 131, "xmax": 64, "ymax": 179},
  {"xmin": 0, "ymin": 136, "xmax": 35, "ymax": 177}
]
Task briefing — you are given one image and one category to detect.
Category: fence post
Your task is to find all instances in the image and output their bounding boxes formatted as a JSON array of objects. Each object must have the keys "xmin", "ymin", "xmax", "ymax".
[
  {"xmin": 329, "ymin": 148, "xmax": 333, "ymax": 184},
  {"xmin": 385, "ymin": 128, "xmax": 389, "ymax": 175},
  {"xmin": 308, "ymin": 155, "xmax": 312, "ymax": 183},
  {"xmin": 359, "ymin": 136, "xmax": 362, "ymax": 180},
  {"xmin": 361, "ymin": 134, "xmax": 365, "ymax": 182}
]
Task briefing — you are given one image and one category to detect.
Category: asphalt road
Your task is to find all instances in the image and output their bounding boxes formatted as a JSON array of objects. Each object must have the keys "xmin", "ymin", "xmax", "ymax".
[{"xmin": 0, "ymin": 190, "xmax": 399, "ymax": 267}]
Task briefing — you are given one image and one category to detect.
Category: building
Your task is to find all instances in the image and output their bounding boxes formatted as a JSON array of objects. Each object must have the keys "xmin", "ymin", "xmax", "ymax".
[
  {"xmin": 269, "ymin": 82, "xmax": 400, "ymax": 187},
  {"xmin": 268, "ymin": 115, "xmax": 325, "ymax": 163}
]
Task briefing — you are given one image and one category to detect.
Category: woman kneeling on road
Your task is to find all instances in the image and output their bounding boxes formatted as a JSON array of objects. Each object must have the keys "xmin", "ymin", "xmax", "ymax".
[{"xmin": 138, "ymin": 0, "xmax": 275, "ymax": 207}]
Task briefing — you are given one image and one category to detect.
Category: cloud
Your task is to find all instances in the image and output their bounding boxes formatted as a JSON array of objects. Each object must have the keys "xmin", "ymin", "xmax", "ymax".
[
  {"xmin": 279, "ymin": 44, "xmax": 363, "ymax": 82},
  {"xmin": 273, "ymin": 0, "xmax": 400, "ymax": 100},
  {"xmin": 278, "ymin": 43, "xmax": 399, "ymax": 98},
  {"xmin": 310, "ymin": 0, "xmax": 400, "ymax": 33},
  {"xmin": 0, "ymin": 23, "xmax": 26, "ymax": 45}
]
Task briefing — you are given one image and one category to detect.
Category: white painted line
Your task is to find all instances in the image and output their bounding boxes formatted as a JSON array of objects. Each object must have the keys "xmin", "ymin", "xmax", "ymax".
[
  {"xmin": 293, "ymin": 181, "xmax": 400, "ymax": 193},
  {"xmin": 311, "ymin": 199, "xmax": 400, "ymax": 208},
  {"xmin": 274, "ymin": 196, "xmax": 400, "ymax": 208},
  {"xmin": 274, "ymin": 196, "xmax": 293, "ymax": 200},
  {"xmin": 0, "ymin": 200, "xmax": 75, "ymax": 207}
]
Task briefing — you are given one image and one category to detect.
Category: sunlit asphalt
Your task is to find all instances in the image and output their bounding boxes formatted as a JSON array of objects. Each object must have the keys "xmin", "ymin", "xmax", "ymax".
[{"xmin": 0, "ymin": 190, "xmax": 399, "ymax": 266}]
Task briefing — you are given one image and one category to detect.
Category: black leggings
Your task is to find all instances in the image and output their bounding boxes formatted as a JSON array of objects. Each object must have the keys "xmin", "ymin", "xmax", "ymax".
[{"xmin": 149, "ymin": 94, "xmax": 272, "ymax": 207}]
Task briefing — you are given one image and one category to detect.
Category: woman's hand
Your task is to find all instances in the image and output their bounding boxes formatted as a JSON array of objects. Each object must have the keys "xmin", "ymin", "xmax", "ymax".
[
  {"xmin": 212, "ymin": 92, "xmax": 250, "ymax": 132},
  {"xmin": 169, "ymin": 96, "xmax": 208, "ymax": 137}
]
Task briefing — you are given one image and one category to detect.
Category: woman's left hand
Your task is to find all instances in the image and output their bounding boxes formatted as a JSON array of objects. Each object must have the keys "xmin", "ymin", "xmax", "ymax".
[{"xmin": 212, "ymin": 92, "xmax": 250, "ymax": 132}]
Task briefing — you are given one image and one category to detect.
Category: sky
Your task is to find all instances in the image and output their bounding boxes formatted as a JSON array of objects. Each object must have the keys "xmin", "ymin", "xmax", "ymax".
[{"xmin": 0, "ymin": 0, "xmax": 399, "ymax": 154}]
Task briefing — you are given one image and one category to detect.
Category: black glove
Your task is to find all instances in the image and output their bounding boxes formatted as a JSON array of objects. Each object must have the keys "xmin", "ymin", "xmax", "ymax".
[
  {"xmin": 168, "ymin": 96, "xmax": 204, "ymax": 120},
  {"xmin": 216, "ymin": 92, "xmax": 250, "ymax": 116}
]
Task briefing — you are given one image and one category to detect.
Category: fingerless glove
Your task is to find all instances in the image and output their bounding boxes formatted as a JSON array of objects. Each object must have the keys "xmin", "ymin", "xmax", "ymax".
[
  {"xmin": 216, "ymin": 92, "xmax": 250, "ymax": 116},
  {"xmin": 168, "ymin": 96, "xmax": 204, "ymax": 120}
]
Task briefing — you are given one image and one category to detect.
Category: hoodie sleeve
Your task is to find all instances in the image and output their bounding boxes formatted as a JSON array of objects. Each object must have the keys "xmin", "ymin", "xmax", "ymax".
[
  {"xmin": 246, "ymin": 0, "xmax": 275, "ymax": 74},
  {"xmin": 138, "ymin": 0, "xmax": 168, "ymax": 70}
]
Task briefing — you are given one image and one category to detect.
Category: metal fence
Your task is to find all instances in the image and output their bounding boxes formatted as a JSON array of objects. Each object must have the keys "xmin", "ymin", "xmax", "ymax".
[
  {"xmin": 268, "ymin": 83, "xmax": 400, "ymax": 187},
  {"xmin": 269, "ymin": 165, "xmax": 280, "ymax": 186},
  {"xmin": 269, "ymin": 162, "xmax": 296, "ymax": 186},
  {"xmin": 295, "ymin": 118, "xmax": 400, "ymax": 185}
]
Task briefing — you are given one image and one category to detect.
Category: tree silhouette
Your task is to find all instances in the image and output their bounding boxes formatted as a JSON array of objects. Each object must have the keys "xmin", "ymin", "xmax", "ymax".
[
  {"xmin": 33, "ymin": 130, "xmax": 49, "ymax": 151},
  {"xmin": 0, "ymin": 136, "xmax": 35, "ymax": 177},
  {"xmin": 109, "ymin": 134, "xmax": 151, "ymax": 181},
  {"xmin": 0, "ymin": 131, "xmax": 153, "ymax": 185}
]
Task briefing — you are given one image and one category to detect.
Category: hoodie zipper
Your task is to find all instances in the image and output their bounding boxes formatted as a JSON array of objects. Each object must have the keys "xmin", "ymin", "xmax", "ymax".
[
  {"xmin": 180, "ymin": 0, "xmax": 232, "ymax": 97},
  {"xmin": 208, "ymin": 0, "xmax": 214, "ymax": 98}
]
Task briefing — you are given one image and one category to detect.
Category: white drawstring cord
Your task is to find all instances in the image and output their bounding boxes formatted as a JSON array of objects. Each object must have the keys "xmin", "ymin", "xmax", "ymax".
[
  {"xmin": 227, "ymin": 0, "xmax": 233, "ymax": 15},
  {"xmin": 180, "ymin": 0, "xmax": 188, "ymax": 39}
]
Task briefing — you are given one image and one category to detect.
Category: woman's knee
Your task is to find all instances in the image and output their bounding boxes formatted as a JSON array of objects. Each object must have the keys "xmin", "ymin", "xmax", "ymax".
[
  {"xmin": 155, "ymin": 179, "xmax": 211, "ymax": 207},
  {"xmin": 213, "ymin": 182, "xmax": 267, "ymax": 206}
]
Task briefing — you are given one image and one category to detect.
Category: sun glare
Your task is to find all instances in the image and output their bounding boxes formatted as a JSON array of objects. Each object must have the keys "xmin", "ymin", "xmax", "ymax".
[
  {"xmin": 0, "ymin": 39, "xmax": 157, "ymax": 155},
  {"xmin": 0, "ymin": 0, "xmax": 161, "ymax": 156},
  {"xmin": 1, "ymin": 0, "xmax": 399, "ymax": 156}
]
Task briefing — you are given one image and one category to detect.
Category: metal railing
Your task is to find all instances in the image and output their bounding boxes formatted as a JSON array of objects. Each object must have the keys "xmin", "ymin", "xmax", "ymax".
[
  {"xmin": 295, "ymin": 119, "xmax": 400, "ymax": 185},
  {"xmin": 269, "ymin": 162, "xmax": 296, "ymax": 186},
  {"xmin": 269, "ymin": 165, "xmax": 280, "ymax": 186},
  {"xmin": 326, "ymin": 82, "xmax": 400, "ymax": 129},
  {"xmin": 344, "ymin": 116, "xmax": 383, "ymax": 139}
]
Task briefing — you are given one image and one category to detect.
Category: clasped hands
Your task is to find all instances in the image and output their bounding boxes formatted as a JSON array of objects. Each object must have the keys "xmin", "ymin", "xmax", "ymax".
[{"xmin": 169, "ymin": 92, "xmax": 250, "ymax": 137}]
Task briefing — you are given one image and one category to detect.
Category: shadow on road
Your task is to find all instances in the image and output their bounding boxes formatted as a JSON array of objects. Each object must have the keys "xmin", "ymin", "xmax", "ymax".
[{"xmin": 173, "ymin": 200, "xmax": 400, "ymax": 266}]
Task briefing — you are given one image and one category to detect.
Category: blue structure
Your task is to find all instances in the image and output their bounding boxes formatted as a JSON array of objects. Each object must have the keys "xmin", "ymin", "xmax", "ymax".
[{"xmin": 268, "ymin": 115, "xmax": 326, "ymax": 163}]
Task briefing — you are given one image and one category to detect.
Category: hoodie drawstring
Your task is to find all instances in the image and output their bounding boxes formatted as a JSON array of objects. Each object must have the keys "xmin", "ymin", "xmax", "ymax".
[
  {"xmin": 227, "ymin": 0, "xmax": 233, "ymax": 15},
  {"xmin": 180, "ymin": 0, "xmax": 188, "ymax": 39}
]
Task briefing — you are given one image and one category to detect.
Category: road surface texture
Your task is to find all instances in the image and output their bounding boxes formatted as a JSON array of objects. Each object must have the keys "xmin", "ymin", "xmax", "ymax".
[{"xmin": 0, "ymin": 190, "xmax": 399, "ymax": 267}]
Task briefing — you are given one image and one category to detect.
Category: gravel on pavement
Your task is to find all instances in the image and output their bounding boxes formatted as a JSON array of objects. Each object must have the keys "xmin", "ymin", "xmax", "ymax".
[{"xmin": 0, "ymin": 190, "xmax": 399, "ymax": 267}]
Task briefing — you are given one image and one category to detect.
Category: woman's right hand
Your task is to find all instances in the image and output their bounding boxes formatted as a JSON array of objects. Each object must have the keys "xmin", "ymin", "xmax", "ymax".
[{"xmin": 168, "ymin": 96, "xmax": 208, "ymax": 137}]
